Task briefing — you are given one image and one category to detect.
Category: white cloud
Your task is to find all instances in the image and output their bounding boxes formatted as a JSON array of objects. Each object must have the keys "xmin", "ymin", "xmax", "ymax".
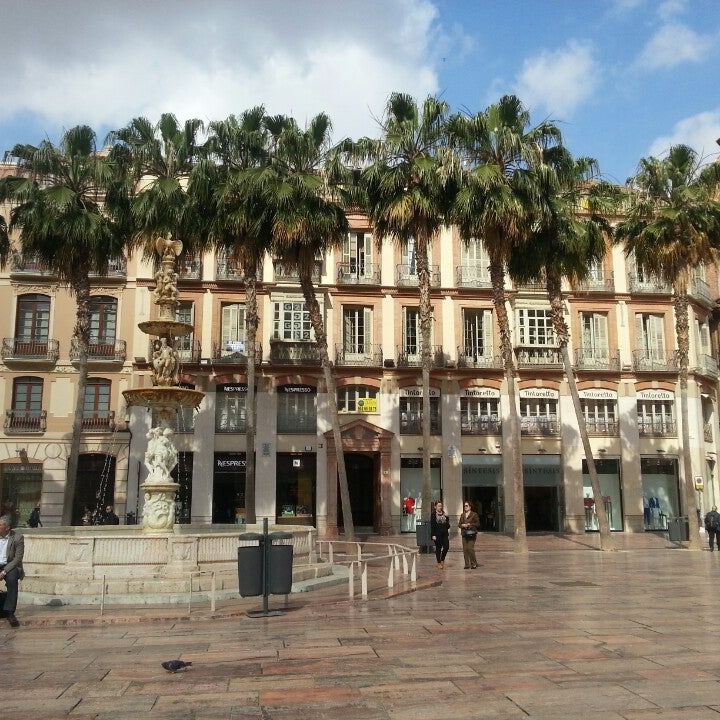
[
  {"xmin": 0, "ymin": 0, "xmax": 450, "ymax": 141},
  {"xmin": 648, "ymin": 110, "xmax": 720, "ymax": 160},
  {"xmin": 512, "ymin": 41, "xmax": 598, "ymax": 119},
  {"xmin": 657, "ymin": 0, "xmax": 687, "ymax": 20},
  {"xmin": 636, "ymin": 23, "xmax": 713, "ymax": 70}
]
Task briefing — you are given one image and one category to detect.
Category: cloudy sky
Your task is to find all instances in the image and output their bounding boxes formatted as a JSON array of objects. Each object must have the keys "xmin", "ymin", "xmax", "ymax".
[{"xmin": 1, "ymin": 0, "xmax": 718, "ymax": 182}]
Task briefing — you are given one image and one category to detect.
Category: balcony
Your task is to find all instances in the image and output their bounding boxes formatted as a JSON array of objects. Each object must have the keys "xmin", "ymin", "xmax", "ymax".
[
  {"xmin": 689, "ymin": 276, "xmax": 714, "ymax": 307},
  {"xmin": 395, "ymin": 264, "xmax": 440, "ymax": 287},
  {"xmin": 336, "ymin": 262, "xmax": 381, "ymax": 285},
  {"xmin": 216, "ymin": 255, "xmax": 262, "ymax": 282},
  {"xmin": 178, "ymin": 255, "xmax": 202, "ymax": 280},
  {"xmin": 628, "ymin": 274, "xmax": 671, "ymax": 294},
  {"xmin": 704, "ymin": 421, "xmax": 714, "ymax": 443},
  {"xmin": 88, "ymin": 257, "xmax": 127, "ymax": 279},
  {"xmin": 633, "ymin": 350, "xmax": 678, "ymax": 372},
  {"xmin": 695, "ymin": 354, "xmax": 719, "ymax": 379},
  {"xmin": 461, "ymin": 417, "xmax": 502, "ymax": 435},
  {"xmin": 396, "ymin": 345, "xmax": 450, "ymax": 368},
  {"xmin": 584, "ymin": 418, "xmax": 619, "ymax": 436},
  {"xmin": 70, "ymin": 339, "xmax": 126, "ymax": 364},
  {"xmin": 521, "ymin": 417, "xmax": 559, "ymax": 436},
  {"xmin": 4, "ymin": 409, "xmax": 46, "ymax": 434},
  {"xmin": 212, "ymin": 342, "xmax": 262, "ymax": 365},
  {"xmin": 515, "ymin": 346, "xmax": 562, "ymax": 368},
  {"xmin": 269, "ymin": 340, "xmax": 321, "ymax": 365},
  {"xmin": 1, "ymin": 337, "xmax": 59, "ymax": 364},
  {"xmin": 576, "ymin": 275, "xmax": 614, "ymax": 293},
  {"xmin": 515, "ymin": 280, "xmax": 546, "ymax": 292},
  {"xmin": 273, "ymin": 260, "xmax": 321, "ymax": 284},
  {"xmin": 574, "ymin": 348, "xmax": 620, "ymax": 371},
  {"xmin": 9, "ymin": 252, "xmax": 54, "ymax": 277},
  {"xmin": 335, "ymin": 345, "xmax": 383, "ymax": 367},
  {"xmin": 81, "ymin": 410, "xmax": 116, "ymax": 433},
  {"xmin": 457, "ymin": 350, "xmax": 503, "ymax": 369},
  {"xmin": 456, "ymin": 266, "xmax": 491, "ymax": 289},
  {"xmin": 400, "ymin": 416, "xmax": 442, "ymax": 435},
  {"xmin": 638, "ymin": 419, "xmax": 676, "ymax": 437},
  {"xmin": 153, "ymin": 407, "xmax": 195, "ymax": 433}
]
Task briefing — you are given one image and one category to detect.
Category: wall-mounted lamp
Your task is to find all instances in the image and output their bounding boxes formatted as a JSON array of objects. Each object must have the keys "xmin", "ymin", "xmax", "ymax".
[
  {"xmin": 657, "ymin": 448, "xmax": 666, "ymax": 454},
  {"xmin": 478, "ymin": 448, "xmax": 487, "ymax": 453},
  {"xmin": 598, "ymin": 448, "xmax": 607, "ymax": 454}
]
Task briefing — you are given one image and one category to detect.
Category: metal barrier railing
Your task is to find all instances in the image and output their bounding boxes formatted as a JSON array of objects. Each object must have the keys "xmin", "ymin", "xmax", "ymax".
[{"xmin": 317, "ymin": 540, "xmax": 418, "ymax": 599}]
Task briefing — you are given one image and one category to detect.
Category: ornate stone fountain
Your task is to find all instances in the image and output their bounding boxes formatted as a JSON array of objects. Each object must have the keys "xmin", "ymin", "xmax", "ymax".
[{"xmin": 122, "ymin": 237, "xmax": 204, "ymax": 533}]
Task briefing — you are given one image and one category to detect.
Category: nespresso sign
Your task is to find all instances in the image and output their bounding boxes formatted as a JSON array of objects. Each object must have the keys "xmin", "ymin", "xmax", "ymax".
[
  {"xmin": 220, "ymin": 384, "xmax": 248, "ymax": 393},
  {"xmin": 279, "ymin": 385, "xmax": 316, "ymax": 393}
]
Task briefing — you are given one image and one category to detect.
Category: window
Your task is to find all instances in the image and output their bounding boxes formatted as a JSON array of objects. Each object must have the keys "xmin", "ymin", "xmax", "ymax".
[
  {"xmin": 586, "ymin": 259, "xmax": 604, "ymax": 282},
  {"xmin": 338, "ymin": 386, "xmax": 378, "ymax": 413},
  {"xmin": 460, "ymin": 398, "xmax": 500, "ymax": 434},
  {"xmin": 402, "ymin": 237, "xmax": 417, "ymax": 275},
  {"xmin": 636, "ymin": 314, "xmax": 665, "ymax": 361},
  {"xmin": 221, "ymin": 303, "xmax": 246, "ymax": 354},
  {"xmin": 580, "ymin": 313, "xmax": 609, "ymax": 359},
  {"xmin": 342, "ymin": 232, "xmax": 373, "ymax": 278},
  {"xmin": 89, "ymin": 296, "xmax": 118, "ymax": 348},
  {"xmin": 461, "ymin": 239, "xmax": 490, "ymax": 281},
  {"xmin": 581, "ymin": 399, "xmax": 618, "ymax": 435},
  {"xmin": 277, "ymin": 387, "xmax": 317, "ymax": 433},
  {"xmin": 215, "ymin": 385, "xmax": 247, "ymax": 433},
  {"xmin": 463, "ymin": 309, "xmax": 493, "ymax": 360},
  {"xmin": 400, "ymin": 397, "xmax": 441, "ymax": 435},
  {"xmin": 176, "ymin": 301, "xmax": 195, "ymax": 360},
  {"xmin": 697, "ymin": 320, "xmax": 711, "ymax": 359},
  {"xmin": 637, "ymin": 400, "xmax": 675, "ymax": 436},
  {"xmin": 403, "ymin": 308, "xmax": 419, "ymax": 356},
  {"xmin": 520, "ymin": 398, "xmax": 558, "ymax": 435},
  {"xmin": 343, "ymin": 307, "xmax": 372, "ymax": 355},
  {"xmin": 15, "ymin": 294, "xmax": 50, "ymax": 342},
  {"xmin": 83, "ymin": 379, "xmax": 112, "ymax": 430},
  {"xmin": 10, "ymin": 377, "xmax": 44, "ymax": 432},
  {"xmin": 517, "ymin": 309, "xmax": 554, "ymax": 346},
  {"xmin": 273, "ymin": 302, "xmax": 311, "ymax": 341}
]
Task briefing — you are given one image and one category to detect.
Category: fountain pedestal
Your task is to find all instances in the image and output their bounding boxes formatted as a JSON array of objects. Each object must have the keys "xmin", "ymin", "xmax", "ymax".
[{"xmin": 141, "ymin": 481, "xmax": 181, "ymax": 534}]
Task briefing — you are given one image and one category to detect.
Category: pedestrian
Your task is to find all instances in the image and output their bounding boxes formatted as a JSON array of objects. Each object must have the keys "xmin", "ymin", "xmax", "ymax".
[
  {"xmin": 430, "ymin": 500, "xmax": 451, "ymax": 570},
  {"xmin": 0, "ymin": 514, "xmax": 23, "ymax": 628},
  {"xmin": 459, "ymin": 500, "xmax": 480, "ymax": 569},
  {"xmin": 28, "ymin": 503, "xmax": 42, "ymax": 528},
  {"xmin": 704, "ymin": 505, "xmax": 720, "ymax": 551},
  {"xmin": 0, "ymin": 502, "xmax": 18, "ymax": 529},
  {"xmin": 102, "ymin": 505, "xmax": 120, "ymax": 525},
  {"xmin": 81, "ymin": 507, "xmax": 94, "ymax": 526}
]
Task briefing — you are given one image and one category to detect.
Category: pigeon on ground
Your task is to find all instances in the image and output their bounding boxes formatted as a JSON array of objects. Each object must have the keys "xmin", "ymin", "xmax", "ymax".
[{"xmin": 161, "ymin": 660, "xmax": 192, "ymax": 673}]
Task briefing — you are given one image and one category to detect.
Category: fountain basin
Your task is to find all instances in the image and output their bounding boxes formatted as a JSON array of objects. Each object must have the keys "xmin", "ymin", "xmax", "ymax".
[
  {"xmin": 138, "ymin": 320, "xmax": 194, "ymax": 337},
  {"xmin": 123, "ymin": 386, "xmax": 204, "ymax": 410}
]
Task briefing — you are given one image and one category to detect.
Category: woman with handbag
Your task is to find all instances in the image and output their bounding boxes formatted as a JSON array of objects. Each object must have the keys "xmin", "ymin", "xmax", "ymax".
[
  {"xmin": 459, "ymin": 501, "xmax": 480, "ymax": 569},
  {"xmin": 430, "ymin": 500, "xmax": 451, "ymax": 570}
]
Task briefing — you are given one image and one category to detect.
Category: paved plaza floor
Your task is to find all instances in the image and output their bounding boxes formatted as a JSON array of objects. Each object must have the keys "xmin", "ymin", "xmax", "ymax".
[{"xmin": 4, "ymin": 538, "xmax": 720, "ymax": 719}]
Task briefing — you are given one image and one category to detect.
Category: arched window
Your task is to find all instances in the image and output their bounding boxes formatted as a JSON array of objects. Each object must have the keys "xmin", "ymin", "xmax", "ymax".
[
  {"xmin": 15, "ymin": 294, "xmax": 50, "ymax": 342},
  {"xmin": 9, "ymin": 376, "xmax": 44, "ymax": 432},
  {"xmin": 89, "ymin": 296, "xmax": 118, "ymax": 350}
]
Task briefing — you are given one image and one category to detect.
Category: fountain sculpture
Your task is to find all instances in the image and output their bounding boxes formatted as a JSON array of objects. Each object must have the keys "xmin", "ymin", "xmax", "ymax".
[{"xmin": 122, "ymin": 237, "xmax": 204, "ymax": 533}]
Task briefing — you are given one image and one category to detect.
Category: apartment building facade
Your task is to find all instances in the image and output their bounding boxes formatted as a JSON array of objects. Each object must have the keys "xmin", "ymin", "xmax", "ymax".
[{"xmin": 1, "ymin": 210, "xmax": 719, "ymax": 535}]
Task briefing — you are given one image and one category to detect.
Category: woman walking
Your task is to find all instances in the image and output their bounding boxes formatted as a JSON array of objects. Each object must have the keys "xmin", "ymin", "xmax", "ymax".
[
  {"xmin": 431, "ymin": 500, "xmax": 451, "ymax": 569},
  {"xmin": 459, "ymin": 501, "xmax": 480, "ymax": 569}
]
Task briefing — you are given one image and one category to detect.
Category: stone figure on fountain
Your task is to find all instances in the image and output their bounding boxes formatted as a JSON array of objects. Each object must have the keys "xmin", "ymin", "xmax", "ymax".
[
  {"xmin": 151, "ymin": 337, "xmax": 179, "ymax": 386},
  {"xmin": 145, "ymin": 427, "xmax": 178, "ymax": 484}
]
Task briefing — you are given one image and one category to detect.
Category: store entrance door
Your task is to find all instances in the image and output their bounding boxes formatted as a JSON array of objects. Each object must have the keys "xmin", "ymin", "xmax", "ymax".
[
  {"xmin": 463, "ymin": 486, "xmax": 501, "ymax": 531},
  {"xmin": 524, "ymin": 486, "xmax": 560, "ymax": 532},
  {"xmin": 340, "ymin": 453, "xmax": 377, "ymax": 530}
]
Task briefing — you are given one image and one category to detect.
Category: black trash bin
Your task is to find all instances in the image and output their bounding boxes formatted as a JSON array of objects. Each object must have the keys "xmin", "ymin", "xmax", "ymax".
[
  {"xmin": 667, "ymin": 516, "xmax": 689, "ymax": 542},
  {"xmin": 238, "ymin": 528, "xmax": 294, "ymax": 600},
  {"xmin": 238, "ymin": 532, "xmax": 264, "ymax": 597},
  {"xmin": 267, "ymin": 542, "xmax": 293, "ymax": 594},
  {"xmin": 416, "ymin": 521, "xmax": 434, "ymax": 554}
]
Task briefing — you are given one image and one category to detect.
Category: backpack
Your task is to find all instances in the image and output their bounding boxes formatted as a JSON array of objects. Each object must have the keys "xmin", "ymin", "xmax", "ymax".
[{"xmin": 707, "ymin": 512, "xmax": 720, "ymax": 531}]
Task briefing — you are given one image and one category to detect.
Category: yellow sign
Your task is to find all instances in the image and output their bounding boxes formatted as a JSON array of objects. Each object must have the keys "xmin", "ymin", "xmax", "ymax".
[{"xmin": 357, "ymin": 398, "xmax": 377, "ymax": 413}]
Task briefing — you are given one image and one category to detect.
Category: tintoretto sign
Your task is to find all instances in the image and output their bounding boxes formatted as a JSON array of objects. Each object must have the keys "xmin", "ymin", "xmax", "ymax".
[
  {"xmin": 460, "ymin": 387, "xmax": 500, "ymax": 399},
  {"xmin": 399, "ymin": 387, "xmax": 440, "ymax": 397},
  {"xmin": 578, "ymin": 388, "xmax": 617, "ymax": 399},
  {"xmin": 637, "ymin": 389, "xmax": 674, "ymax": 400},
  {"xmin": 518, "ymin": 388, "xmax": 559, "ymax": 399}
]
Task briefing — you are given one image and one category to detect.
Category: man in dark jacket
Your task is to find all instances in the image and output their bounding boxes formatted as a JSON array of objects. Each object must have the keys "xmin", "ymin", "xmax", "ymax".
[
  {"xmin": 704, "ymin": 506, "xmax": 720, "ymax": 551},
  {"xmin": 0, "ymin": 515, "xmax": 23, "ymax": 627},
  {"xmin": 102, "ymin": 505, "xmax": 120, "ymax": 525}
]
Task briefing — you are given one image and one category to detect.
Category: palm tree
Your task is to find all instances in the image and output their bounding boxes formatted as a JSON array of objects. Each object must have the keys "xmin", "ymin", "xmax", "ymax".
[
  {"xmin": 264, "ymin": 113, "xmax": 355, "ymax": 539},
  {"xmin": 509, "ymin": 149, "xmax": 618, "ymax": 550},
  {"xmin": 0, "ymin": 126, "xmax": 130, "ymax": 524},
  {"xmin": 198, "ymin": 107, "xmax": 271, "ymax": 524},
  {"xmin": 353, "ymin": 93, "xmax": 457, "ymax": 522},
  {"xmin": 451, "ymin": 95, "xmax": 562, "ymax": 551},
  {"xmin": 616, "ymin": 145, "xmax": 720, "ymax": 551},
  {"xmin": 0, "ymin": 213, "xmax": 9, "ymax": 265}
]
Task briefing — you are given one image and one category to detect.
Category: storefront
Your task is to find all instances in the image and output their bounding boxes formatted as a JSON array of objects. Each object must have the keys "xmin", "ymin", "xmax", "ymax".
[
  {"xmin": 276, "ymin": 453, "xmax": 316, "ymax": 525},
  {"xmin": 462, "ymin": 455, "xmax": 503, "ymax": 531},
  {"xmin": 400, "ymin": 456, "xmax": 442, "ymax": 532},
  {"xmin": 641, "ymin": 456, "xmax": 679, "ymax": 531},
  {"xmin": 171, "ymin": 451, "xmax": 193, "ymax": 524},
  {"xmin": 0, "ymin": 462, "xmax": 43, "ymax": 527},
  {"xmin": 582, "ymin": 458, "xmax": 623, "ymax": 531},
  {"xmin": 523, "ymin": 455, "xmax": 563, "ymax": 532},
  {"xmin": 212, "ymin": 452, "xmax": 246, "ymax": 524}
]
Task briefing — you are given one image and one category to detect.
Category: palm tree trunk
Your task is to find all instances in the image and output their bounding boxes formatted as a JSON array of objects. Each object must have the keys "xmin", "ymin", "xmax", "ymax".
[
  {"xmin": 244, "ymin": 259, "xmax": 258, "ymax": 525},
  {"xmin": 490, "ymin": 257, "xmax": 526, "ymax": 551},
  {"xmin": 547, "ymin": 271, "xmax": 614, "ymax": 550},
  {"xmin": 299, "ymin": 267, "xmax": 355, "ymax": 540},
  {"xmin": 62, "ymin": 275, "xmax": 92, "ymax": 525},
  {"xmin": 416, "ymin": 232, "xmax": 433, "ymax": 522},
  {"xmin": 675, "ymin": 290, "xmax": 702, "ymax": 550}
]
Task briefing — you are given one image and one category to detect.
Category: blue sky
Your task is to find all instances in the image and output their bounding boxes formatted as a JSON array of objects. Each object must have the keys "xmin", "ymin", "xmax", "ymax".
[{"xmin": 1, "ymin": 0, "xmax": 718, "ymax": 183}]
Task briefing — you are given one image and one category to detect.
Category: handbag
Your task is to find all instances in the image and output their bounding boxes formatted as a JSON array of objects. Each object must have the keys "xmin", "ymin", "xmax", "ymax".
[{"xmin": 462, "ymin": 528, "xmax": 478, "ymax": 538}]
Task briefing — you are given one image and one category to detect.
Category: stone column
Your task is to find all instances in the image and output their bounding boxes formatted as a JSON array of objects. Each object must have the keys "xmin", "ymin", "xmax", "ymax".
[
  {"xmin": 560, "ymin": 392, "xmax": 584, "ymax": 533},
  {"xmin": 325, "ymin": 451, "xmax": 339, "ymax": 538},
  {"xmin": 255, "ymin": 384, "xmax": 277, "ymax": 524},
  {"xmin": 191, "ymin": 385, "xmax": 215, "ymax": 524},
  {"xmin": 379, "ymin": 441, "xmax": 393, "ymax": 535},
  {"xmin": 619, "ymin": 383, "xmax": 643, "ymax": 531}
]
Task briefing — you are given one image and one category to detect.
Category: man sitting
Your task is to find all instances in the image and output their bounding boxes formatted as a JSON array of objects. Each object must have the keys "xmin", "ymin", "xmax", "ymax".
[{"xmin": 0, "ymin": 515, "xmax": 23, "ymax": 627}]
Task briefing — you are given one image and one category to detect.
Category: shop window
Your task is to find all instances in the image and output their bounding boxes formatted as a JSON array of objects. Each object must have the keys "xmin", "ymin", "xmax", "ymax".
[
  {"xmin": 582, "ymin": 458, "xmax": 623, "ymax": 531},
  {"xmin": 460, "ymin": 397, "xmax": 500, "ymax": 434},
  {"xmin": 400, "ymin": 397, "xmax": 441, "ymax": 435},
  {"xmin": 215, "ymin": 385, "xmax": 247, "ymax": 433},
  {"xmin": 277, "ymin": 386, "xmax": 317, "ymax": 433},
  {"xmin": 276, "ymin": 453, "xmax": 316, "ymax": 525},
  {"xmin": 641, "ymin": 456, "xmax": 679, "ymax": 530},
  {"xmin": 213, "ymin": 452, "xmax": 246, "ymax": 524},
  {"xmin": 520, "ymin": 398, "xmax": 558, "ymax": 435},
  {"xmin": 400, "ymin": 457, "xmax": 442, "ymax": 532},
  {"xmin": 338, "ymin": 385, "xmax": 378, "ymax": 413},
  {"xmin": 637, "ymin": 399, "xmax": 675, "ymax": 436},
  {"xmin": 0, "ymin": 462, "xmax": 43, "ymax": 527},
  {"xmin": 170, "ymin": 451, "xmax": 193, "ymax": 524}
]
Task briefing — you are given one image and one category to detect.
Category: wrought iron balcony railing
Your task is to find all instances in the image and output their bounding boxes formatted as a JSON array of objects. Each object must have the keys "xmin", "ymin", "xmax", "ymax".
[
  {"xmin": 695, "ymin": 354, "xmax": 719, "ymax": 379},
  {"xmin": 576, "ymin": 275, "xmax": 614, "ymax": 293},
  {"xmin": 396, "ymin": 345, "xmax": 450, "ymax": 368},
  {"xmin": 395, "ymin": 264, "xmax": 440, "ymax": 287},
  {"xmin": 461, "ymin": 417, "xmax": 502, "ymax": 435},
  {"xmin": 520, "ymin": 417, "xmax": 559, "ymax": 436},
  {"xmin": 400, "ymin": 416, "xmax": 442, "ymax": 435},
  {"xmin": 212, "ymin": 342, "xmax": 262, "ymax": 365},
  {"xmin": 638, "ymin": 419, "xmax": 676, "ymax": 437},
  {"xmin": 216, "ymin": 257, "xmax": 263, "ymax": 282},
  {"xmin": 88, "ymin": 257, "xmax": 127, "ymax": 278},
  {"xmin": 457, "ymin": 350, "xmax": 503, "ymax": 369},
  {"xmin": 515, "ymin": 346, "xmax": 562, "ymax": 368},
  {"xmin": 4, "ymin": 409, "xmax": 46, "ymax": 433},
  {"xmin": 515, "ymin": 279, "xmax": 546, "ymax": 292},
  {"xmin": 336, "ymin": 262, "xmax": 381, "ymax": 285},
  {"xmin": 1, "ymin": 337, "xmax": 59, "ymax": 363},
  {"xmin": 70, "ymin": 339, "xmax": 126, "ymax": 363},
  {"xmin": 584, "ymin": 418, "xmax": 619, "ymax": 436},
  {"xmin": 273, "ymin": 261, "xmax": 321, "ymax": 284},
  {"xmin": 574, "ymin": 348, "xmax": 620, "ymax": 371},
  {"xmin": 9, "ymin": 252, "xmax": 54, "ymax": 276},
  {"xmin": 627, "ymin": 274, "xmax": 671, "ymax": 294},
  {"xmin": 689, "ymin": 277, "xmax": 713, "ymax": 306},
  {"xmin": 81, "ymin": 410, "xmax": 115, "ymax": 432},
  {"xmin": 178, "ymin": 255, "xmax": 202, "ymax": 280},
  {"xmin": 633, "ymin": 350, "xmax": 678, "ymax": 372},
  {"xmin": 335, "ymin": 344, "xmax": 383, "ymax": 367},
  {"xmin": 269, "ymin": 340, "xmax": 320, "ymax": 365},
  {"xmin": 455, "ymin": 266, "xmax": 491, "ymax": 288}
]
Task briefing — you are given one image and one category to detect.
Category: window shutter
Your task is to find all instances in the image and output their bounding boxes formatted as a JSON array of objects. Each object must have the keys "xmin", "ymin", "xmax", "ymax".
[
  {"xmin": 594, "ymin": 314, "xmax": 608, "ymax": 358},
  {"xmin": 221, "ymin": 305, "xmax": 237, "ymax": 349},
  {"xmin": 517, "ymin": 309, "xmax": 526, "ymax": 345},
  {"xmin": 649, "ymin": 315, "xmax": 665, "ymax": 361},
  {"xmin": 700, "ymin": 322, "xmax": 711, "ymax": 356},
  {"xmin": 363, "ymin": 307, "xmax": 372, "ymax": 351},
  {"xmin": 363, "ymin": 233, "xmax": 373, "ymax": 272},
  {"xmin": 482, "ymin": 309, "xmax": 493, "ymax": 356},
  {"xmin": 635, "ymin": 314, "xmax": 645, "ymax": 352},
  {"xmin": 343, "ymin": 234, "xmax": 352, "ymax": 265}
]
